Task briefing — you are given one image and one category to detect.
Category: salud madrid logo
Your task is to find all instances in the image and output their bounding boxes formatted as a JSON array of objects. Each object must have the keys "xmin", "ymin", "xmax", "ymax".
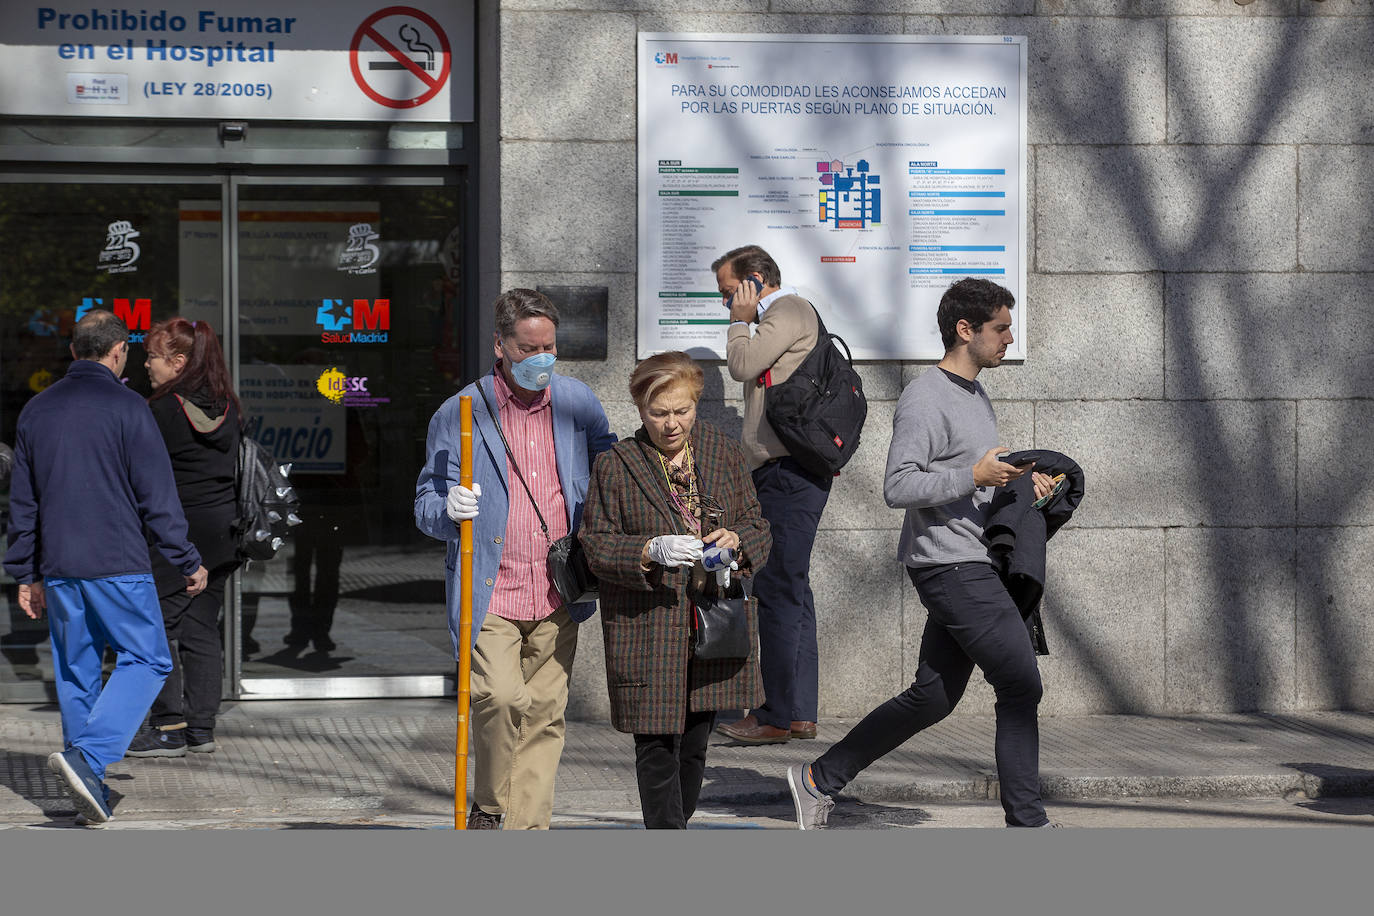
[
  {"xmin": 316, "ymin": 367, "xmax": 390, "ymax": 408},
  {"xmin": 338, "ymin": 222, "xmax": 381, "ymax": 275},
  {"xmin": 76, "ymin": 296, "xmax": 150, "ymax": 343},
  {"xmin": 98, "ymin": 219, "xmax": 141, "ymax": 274},
  {"xmin": 653, "ymin": 51, "xmax": 678, "ymax": 65},
  {"xmin": 315, "ymin": 297, "xmax": 390, "ymax": 343}
]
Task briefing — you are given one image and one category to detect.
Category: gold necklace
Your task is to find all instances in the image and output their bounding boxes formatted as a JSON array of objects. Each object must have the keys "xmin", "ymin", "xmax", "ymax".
[{"xmin": 657, "ymin": 446, "xmax": 701, "ymax": 534}]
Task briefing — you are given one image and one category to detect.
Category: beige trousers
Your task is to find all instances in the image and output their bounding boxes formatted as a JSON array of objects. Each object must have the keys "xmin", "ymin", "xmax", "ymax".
[{"xmin": 468, "ymin": 607, "xmax": 578, "ymax": 830}]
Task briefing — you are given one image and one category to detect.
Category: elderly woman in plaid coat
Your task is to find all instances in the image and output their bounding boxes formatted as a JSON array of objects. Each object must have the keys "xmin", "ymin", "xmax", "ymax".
[{"xmin": 581, "ymin": 351, "xmax": 771, "ymax": 829}]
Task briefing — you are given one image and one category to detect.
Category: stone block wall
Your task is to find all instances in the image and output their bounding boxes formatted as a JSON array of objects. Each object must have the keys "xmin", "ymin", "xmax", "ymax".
[{"xmin": 483, "ymin": 0, "xmax": 1374, "ymax": 719}]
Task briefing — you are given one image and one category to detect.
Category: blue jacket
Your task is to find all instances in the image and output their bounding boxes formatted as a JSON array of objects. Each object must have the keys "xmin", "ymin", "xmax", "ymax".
[
  {"xmin": 415, "ymin": 369, "xmax": 616, "ymax": 656},
  {"xmin": 4, "ymin": 360, "xmax": 202, "ymax": 583}
]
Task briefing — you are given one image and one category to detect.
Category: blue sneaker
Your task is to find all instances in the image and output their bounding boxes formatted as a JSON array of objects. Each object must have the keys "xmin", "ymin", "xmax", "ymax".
[{"xmin": 49, "ymin": 749, "xmax": 113, "ymax": 824}]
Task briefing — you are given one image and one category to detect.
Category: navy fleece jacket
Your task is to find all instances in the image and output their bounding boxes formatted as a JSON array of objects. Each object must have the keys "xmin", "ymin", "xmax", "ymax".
[{"xmin": 4, "ymin": 359, "xmax": 202, "ymax": 583}]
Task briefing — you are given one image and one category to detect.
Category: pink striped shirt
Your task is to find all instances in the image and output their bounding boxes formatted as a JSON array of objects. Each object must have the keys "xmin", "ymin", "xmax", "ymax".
[{"xmin": 488, "ymin": 368, "xmax": 569, "ymax": 622}]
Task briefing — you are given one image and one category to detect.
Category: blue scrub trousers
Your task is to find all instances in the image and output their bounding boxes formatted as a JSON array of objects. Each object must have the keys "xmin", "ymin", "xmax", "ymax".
[{"xmin": 45, "ymin": 574, "xmax": 173, "ymax": 779}]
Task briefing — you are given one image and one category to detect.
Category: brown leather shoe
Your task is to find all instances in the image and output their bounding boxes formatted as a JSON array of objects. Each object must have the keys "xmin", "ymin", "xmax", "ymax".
[
  {"xmin": 717, "ymin": 714, "xmax": 791, "ymax": 745},
  {"xmin": 790, "ymin": 721, "xmax": 817, "ymax": 740}
]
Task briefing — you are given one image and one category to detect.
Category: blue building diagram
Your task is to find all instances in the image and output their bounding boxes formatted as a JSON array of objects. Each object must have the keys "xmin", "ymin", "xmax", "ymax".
[{"xmin": 817, "ymin": 159, "xmax": 881, "ymax": 228}]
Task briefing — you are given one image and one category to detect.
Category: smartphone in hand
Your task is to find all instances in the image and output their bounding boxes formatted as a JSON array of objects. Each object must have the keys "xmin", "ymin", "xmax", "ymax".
[{"xmin": 726, "ymin": 276, "xmax": 763, "ymax": 309}]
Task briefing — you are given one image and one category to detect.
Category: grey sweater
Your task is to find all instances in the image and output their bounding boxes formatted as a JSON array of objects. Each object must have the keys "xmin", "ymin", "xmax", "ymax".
[{"xmin": 884, "ymin": 367, "xmax": 999, "ymax": 569}]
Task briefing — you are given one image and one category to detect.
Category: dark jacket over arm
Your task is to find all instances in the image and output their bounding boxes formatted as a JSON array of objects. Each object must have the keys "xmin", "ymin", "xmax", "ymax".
[{"xmin": 983, "ymin": 449, "xmax": 1086, "ymax": 654}]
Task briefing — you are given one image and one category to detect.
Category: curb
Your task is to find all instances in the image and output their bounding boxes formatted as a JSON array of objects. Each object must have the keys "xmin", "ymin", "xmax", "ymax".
[{"xmin": 693, "ymin": 772, "xmax": 1374, "ymax": 806}]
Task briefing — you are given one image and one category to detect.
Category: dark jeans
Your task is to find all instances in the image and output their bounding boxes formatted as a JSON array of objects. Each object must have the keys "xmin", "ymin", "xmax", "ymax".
[
  {"xmin": 633, "ymin": 709, "xmax": 716, "ymax": 829},
  {"xmin": 149, "ymin": 572, "xmax": 228, "ymax": 730},
  {"xmin": 810, "ymin": 563, "xmax": 1047, "ymax": 827},
  {"xmin": 750, "ymin": 457, "xmax": 832, "ymax": 730}
]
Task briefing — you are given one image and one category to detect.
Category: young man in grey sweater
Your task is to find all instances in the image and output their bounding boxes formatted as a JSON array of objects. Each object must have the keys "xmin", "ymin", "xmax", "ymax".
[{"xmin": 786, "ymin": 277, "xmax": 1057, "ymax": 829}]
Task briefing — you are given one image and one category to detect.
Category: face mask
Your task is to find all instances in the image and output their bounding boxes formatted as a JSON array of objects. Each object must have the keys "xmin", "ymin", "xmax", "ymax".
[{"xmin": 506, "ymin": 350, "xmax": 556, "ymax": 391}]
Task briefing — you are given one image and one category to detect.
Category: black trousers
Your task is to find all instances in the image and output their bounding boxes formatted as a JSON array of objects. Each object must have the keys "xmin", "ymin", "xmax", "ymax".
[
  {"xmin": 750, "ymin": 457, "xmax": 831, "ymax": 730},
  {"xmin": 149, "ymin": 572, "xmax": 228, "ymax": 730},
  {"xmin": 633, "ymin": 709, "xmax": 716, "ymax": 829},
  {"xmin": 810, "ymin": 563, "xmax": 1047, "ymax": 827}
]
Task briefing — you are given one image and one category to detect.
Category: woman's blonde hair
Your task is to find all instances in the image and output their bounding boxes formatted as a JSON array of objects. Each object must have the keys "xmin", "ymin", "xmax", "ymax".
[{"xmin": 629, "ymin": 351, "xmax": 705, "ymax": 409}]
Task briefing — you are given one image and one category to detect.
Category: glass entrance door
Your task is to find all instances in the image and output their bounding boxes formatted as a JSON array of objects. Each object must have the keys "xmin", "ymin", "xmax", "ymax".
[
  {"xmin": 0, "ymin": 172, "xmax": 470, "ymax": 702},
  {"xmin": 0, "ymin": 175, "xmax": 227, "ymax": 701},
  {"xmin": 228, "ymin": 178, "xmax": 467, "ymax": 698}
]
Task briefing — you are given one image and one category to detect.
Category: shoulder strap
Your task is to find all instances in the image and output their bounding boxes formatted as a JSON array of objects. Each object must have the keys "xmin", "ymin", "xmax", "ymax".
[
  {"xmin": 807, "ymin": 302, "xmax": 854, "ymax": 363},
  {"xmin": 807, "ymin": 301, "xmax": 828, "ymax": 340},
  {"xmin": 473, "ymin": 376, "xmax": 550, "ymax": 540},
  {"xmin": 760, "ymin": 301, "xmax": 826, "ymax": 389}
]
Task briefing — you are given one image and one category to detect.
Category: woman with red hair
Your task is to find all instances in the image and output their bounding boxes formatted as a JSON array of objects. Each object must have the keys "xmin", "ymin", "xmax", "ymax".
[{"xmin": 126, "ymin": 318, "xmax": 241, "ymax": 758}]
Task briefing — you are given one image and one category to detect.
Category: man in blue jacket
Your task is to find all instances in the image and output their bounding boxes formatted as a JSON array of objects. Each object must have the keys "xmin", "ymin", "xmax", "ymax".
[
  {"xmin": 415, "ymin": 289, "xmax": 615, "ymax": 829},
  {"xmin": 5, "ymin": 309, "xmax": 208, "ymax": 825}
]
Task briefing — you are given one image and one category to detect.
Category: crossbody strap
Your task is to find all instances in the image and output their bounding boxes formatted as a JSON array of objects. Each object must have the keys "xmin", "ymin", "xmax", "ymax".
[
  {"xmin": 806, "ymin": 303, "xmax": 853, "ymax": 362},
  {"xmin": 472, "ymin": 376, "xmax": 550, "ymax": 540}
]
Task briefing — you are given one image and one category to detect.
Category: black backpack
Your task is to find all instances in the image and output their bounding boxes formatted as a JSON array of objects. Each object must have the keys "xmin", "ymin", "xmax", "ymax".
[
  {"xmin": 763, "ymin": 305, "xmax": 867, "ymax": 479},
  {"xmin": 234, "ymin": 434, "xmax": 302, "ymax": 563}
]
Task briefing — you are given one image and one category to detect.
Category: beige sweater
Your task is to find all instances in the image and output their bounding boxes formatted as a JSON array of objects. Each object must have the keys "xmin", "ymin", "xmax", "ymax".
[{"xmin": 725, "ymin": 293, "xmax": 820, "ymax": 469}]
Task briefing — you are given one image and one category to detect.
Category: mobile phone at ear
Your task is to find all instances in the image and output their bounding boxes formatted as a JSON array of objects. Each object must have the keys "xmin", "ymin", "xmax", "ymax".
[{"xmin": 727, "ymin": 276, "xmax": 763, "ymax": 309}]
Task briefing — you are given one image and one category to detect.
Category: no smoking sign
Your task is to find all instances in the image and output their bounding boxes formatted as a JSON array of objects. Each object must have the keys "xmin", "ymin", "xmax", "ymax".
[{"xmin": 350, "ymin": 6, "xmax": 451, "ymax": 110}]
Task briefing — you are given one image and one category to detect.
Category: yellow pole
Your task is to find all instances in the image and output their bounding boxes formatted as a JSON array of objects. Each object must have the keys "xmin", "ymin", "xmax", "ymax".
[{"xmin": 455, "ymin": 396, "xmax": 474, "ymax": 829}]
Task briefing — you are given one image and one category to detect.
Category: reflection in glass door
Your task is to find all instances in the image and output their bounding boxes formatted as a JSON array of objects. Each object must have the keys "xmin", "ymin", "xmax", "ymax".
[{"xmin": 228, "ymin": 179, "xmax": 467, "ymax": 698}]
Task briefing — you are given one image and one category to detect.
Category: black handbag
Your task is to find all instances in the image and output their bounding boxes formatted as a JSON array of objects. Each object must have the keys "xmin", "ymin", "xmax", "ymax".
[
  {"xmin": 546, "ymin": 529, "xmax": 597, "ymax": 606},
  {"xmin": 692, "ymin": 592, "xmax": 751, "ymax": 660},
  {"xmin": 690, "ymin": 572, "xmax": 752, "ymax": 660},
  {"xmin": 474, "ymin": 379, "xmax": 598, "ymax": 608}
]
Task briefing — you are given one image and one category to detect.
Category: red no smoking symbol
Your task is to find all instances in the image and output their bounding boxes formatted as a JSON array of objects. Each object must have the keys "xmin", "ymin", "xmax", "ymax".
[{"xmin": 350, "ymin": 6, "xmax": 451, "ymax": 109}]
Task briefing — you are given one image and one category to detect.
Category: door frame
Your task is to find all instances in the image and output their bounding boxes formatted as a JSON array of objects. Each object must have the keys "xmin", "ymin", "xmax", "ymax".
[{"xmin": 226, "ymin": 171, "xmax": 474, "ymax": 700}]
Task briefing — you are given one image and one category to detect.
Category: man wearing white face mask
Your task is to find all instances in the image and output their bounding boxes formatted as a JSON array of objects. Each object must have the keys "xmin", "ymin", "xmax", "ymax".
[{"xmin": 415, "ymin": 288, "xmax": 616, "ymax": 829}]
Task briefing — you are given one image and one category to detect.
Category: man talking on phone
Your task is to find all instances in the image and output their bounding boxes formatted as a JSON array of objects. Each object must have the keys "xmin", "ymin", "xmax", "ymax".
[
  {"xmin": 786, "ymin": 277, "xmax": 1061, "ymax": 829},
  {"xmin": 712, "ymin": 244, "xmax": 830, "ymax": 746}
]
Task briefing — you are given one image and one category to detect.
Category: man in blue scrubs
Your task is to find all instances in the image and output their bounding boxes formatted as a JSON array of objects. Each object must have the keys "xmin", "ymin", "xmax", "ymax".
[{"xmin": 5, "ymin": 309, "xmax": 207, "ymax": 825}]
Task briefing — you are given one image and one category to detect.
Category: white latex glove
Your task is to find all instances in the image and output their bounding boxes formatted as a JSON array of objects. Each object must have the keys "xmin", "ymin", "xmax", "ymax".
[
  {"xmin": 446, "ymin": 483, "xmax": 482, "ymax": 522},
  {"xmin": 647, "ymin": 535, "xmax": 704, "ymax": 568},
  {"xmin": 715, "ymin": 560, "xmax": 740, "ymax": 590}
]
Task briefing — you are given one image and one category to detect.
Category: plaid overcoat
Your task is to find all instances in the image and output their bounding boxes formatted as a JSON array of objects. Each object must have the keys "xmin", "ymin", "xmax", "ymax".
[{"xmin": 581, "ymin": 421, "xmax": 771, "ymax": 735}]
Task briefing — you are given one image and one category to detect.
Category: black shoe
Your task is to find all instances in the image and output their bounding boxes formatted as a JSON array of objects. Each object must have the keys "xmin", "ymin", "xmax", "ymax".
[
  {"xmin": 466, "ymin": 809, "xmax": 502, "ymax": 830},
  {"xmin": 283, "ymin": 630, "xmax": 311, "ymax": 648},
  {"xmin": 185, "ymin": 727, "xmax": 217, "ymax": 754},
  {"xmin": 313, "ymin": 634, "xmax": 336, "ymax": 652},
  {"xmin": 125, "ymin": 724, "xmax": 187, "ymax": 758}
]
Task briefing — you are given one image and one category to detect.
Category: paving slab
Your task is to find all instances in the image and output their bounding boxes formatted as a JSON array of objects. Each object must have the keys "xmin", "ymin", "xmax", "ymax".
[{"xmin": 3, "ymin": 700, "xmax": 1373, "ymax": 827}]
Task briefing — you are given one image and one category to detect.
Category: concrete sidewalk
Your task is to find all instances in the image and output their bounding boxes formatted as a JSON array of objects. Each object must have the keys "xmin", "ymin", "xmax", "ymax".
[{"xmin": 2, "ymin": 699, "xmax": 1373, "ymax": 826}]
